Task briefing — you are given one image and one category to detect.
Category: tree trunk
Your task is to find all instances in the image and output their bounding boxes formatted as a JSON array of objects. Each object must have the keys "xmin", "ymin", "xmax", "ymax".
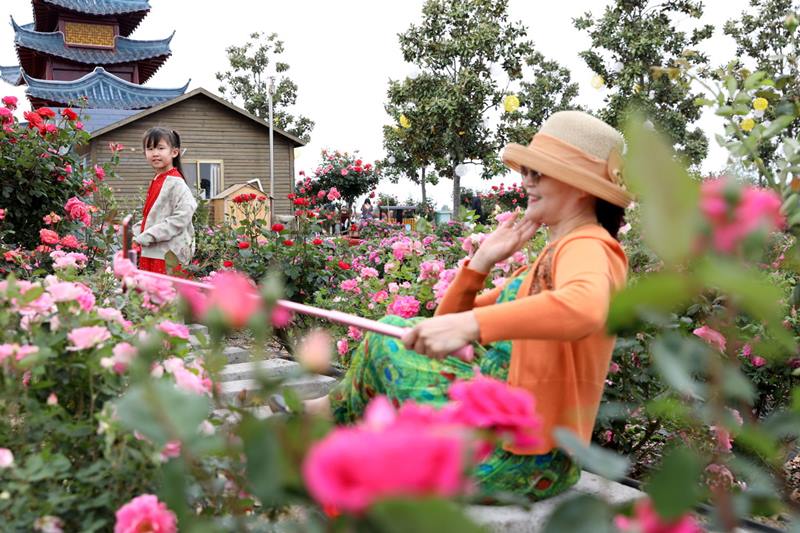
[
  {"xmin": 420, "ymin": 167, "xmax": 427, "ymax": 205},
  {"xmin": 452, "ymin": 163, "xmax": 461, "ymax": 221}
]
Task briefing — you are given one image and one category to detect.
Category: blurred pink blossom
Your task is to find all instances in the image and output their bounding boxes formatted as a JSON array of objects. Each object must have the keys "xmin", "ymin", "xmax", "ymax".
[
  {"xmin": 692, "ymin": 325, "xmax": 726, "ymax": 352},
  {"xmin": 67, "ymin": 326, "xmax": 110, "ymax": 350},
  {"xmin": 114, "ymin": 494, "xmax": 177, "ymax": 533}
]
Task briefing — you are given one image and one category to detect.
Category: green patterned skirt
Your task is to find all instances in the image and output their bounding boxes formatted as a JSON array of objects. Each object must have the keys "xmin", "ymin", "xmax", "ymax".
[{"xmin": 329, "ymin": 279, "xmax": 580, "ymax": 501}]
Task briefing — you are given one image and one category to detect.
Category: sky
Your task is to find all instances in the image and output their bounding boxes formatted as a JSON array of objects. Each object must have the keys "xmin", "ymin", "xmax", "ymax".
[{"xmin": 1, "ymin": 0, "xmax": 751, "ymax": 209}]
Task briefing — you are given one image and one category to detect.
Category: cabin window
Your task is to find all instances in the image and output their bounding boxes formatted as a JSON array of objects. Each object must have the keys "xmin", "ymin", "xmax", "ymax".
[{"xmin": 183, "ymin": 160, "xmax": 224, "ymax": 199}]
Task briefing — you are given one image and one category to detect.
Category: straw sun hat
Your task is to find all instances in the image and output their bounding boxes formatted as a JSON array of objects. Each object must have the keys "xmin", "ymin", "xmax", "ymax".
[{"xmin": 501, "ymin": 110, "xmax": 634, "ymax": 208}]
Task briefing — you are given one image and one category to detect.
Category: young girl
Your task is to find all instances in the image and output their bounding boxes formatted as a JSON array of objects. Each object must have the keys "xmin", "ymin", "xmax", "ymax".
[{"xmin": 133, "ymin": 127, "xmax": 197, "ymax": 274}]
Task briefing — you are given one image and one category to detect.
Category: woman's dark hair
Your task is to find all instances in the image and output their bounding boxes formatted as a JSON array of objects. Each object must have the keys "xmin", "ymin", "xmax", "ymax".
[
  {"xmin": 363, "ymin": 198, "xmax": 372, "ymax": 206},
  {"xmin": 143, "ymin": 127, "xmax": 183, "ymax": 176},
  {"xmin": 595, "ymin": 198, "xmax": 626, "ymax": 240}
]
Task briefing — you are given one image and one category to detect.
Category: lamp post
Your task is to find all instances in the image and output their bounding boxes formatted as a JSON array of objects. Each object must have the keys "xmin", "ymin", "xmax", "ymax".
[{"xmin": 268, "ymin": 76, "xmax": 275, "ymax": 224}]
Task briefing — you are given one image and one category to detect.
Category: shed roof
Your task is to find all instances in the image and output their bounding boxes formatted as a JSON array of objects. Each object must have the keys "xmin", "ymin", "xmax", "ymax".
[
  {"xmin": 39, "ymin": 0, "xmax": 151, "ymax": 16},
  {"xmin": 0, "ymin": 65, "xmax": 21, "ymax": 85},
  {"xmin": 22, "ymin": 66, "xmax": 189, "ymax": 109},
  {"xmin": 89, "ymin": 87, "xmax": 307, "ymax": 147},
  {"xmin": 32, "ymin": 0, "xmax": 150, "ymax": 35}
]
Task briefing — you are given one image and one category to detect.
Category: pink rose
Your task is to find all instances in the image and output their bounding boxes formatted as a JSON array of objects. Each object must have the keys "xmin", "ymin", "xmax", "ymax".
[
  {"xmin": 271, "ymin": 305, "xmax": 294, "ymax": 328},
  {"xmin": 160, "ymin": 440, "xmax": 181, "ymax": 461},
  {"xmin": 0, "ymin": 448, "xmax": 13, "ymax": 468},
  {"xmin": 39, "ymin": 229, "xmax": 59, "ymax": 245},
  {"xmin": 101, "ymin": 342, "xmax": 137, "ymax": 374},
  {"xmin": 302, "ymin": 419, "xmax": 467, "ymax": 513},
  {"xmin": 615, "ymin": 498, "xmax": 701, "ymax": 533},
  {"xmin": 327, "ymin": 187, "xmax": 341, "ymax": 201},
  {"xmin": 59, "ymin": 234, "xmax": 80, "ymax": 249},
  {"xmin": 387, "ymin": 295, "xmax": 420, "ymax": 319},
  {"xmin": 692, "ymin": 325, "xmax": 726, "ymax": 352},
  {"xmin": 94, "ymin": 165, "xmax": 106, "ymax": 180},
  {"xmin": 296, "ymin": 329, "xmax": 332, "ymax": 372},
  {"xmin": 751, "ymin": 356, "xmax": 766, "ymax": 367},
  {"xmin": 114, "ymin": 494, "xmax": 177, "ymax": 533},
  {"xmin": 448, "ymin": 375, "xmax": 542, "ymax": 449},
  {"xmin": 339, "ymin": 278, "xmax": 360, "ymax": 293},
  {"xmin": 157, "ymin": 320, "xmax": 190, "ymax": 340},
  {"xmin": 67, "ymin": 326, "xmax": 111, "ymax": 350},
  {"xmin": 178, "ymin": 271, "xmax": 262, "ymax": 328},
  {"xmin": 2, "ymin": 95, "xmax": 18, "ymax": 109},
  {"xmin": 347, "ymin": 326, "xmax": 363, "ymax": 341},
  {"xmin": 336, "ymin": 338, "xmax": 349, "ymax": 356},
  {"xmin": 64, "ymin": 197, "xmax": 91, "ymax": 226},
  {"xmin": 113, "ymin": 251, "xmax": 137, "ymax": 278}
]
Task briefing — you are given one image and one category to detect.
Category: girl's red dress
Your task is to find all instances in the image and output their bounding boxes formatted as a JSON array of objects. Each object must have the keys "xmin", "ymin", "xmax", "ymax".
[{"xmin": 138, "ymin": 167, "xmax": 184, "ymax": 274}]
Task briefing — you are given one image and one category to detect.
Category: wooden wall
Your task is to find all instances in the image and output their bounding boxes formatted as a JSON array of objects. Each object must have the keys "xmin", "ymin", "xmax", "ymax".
[{"xmin": 89, "ymin": 94, "xmax": 296, "ymax": 215}]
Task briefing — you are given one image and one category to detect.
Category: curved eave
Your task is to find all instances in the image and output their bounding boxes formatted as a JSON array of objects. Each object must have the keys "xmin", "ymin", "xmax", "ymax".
[
  {"xmin": 22, "ymin": 67, "xmax": 189, "ymax": 110},
  {"xmin": 32, "ymin": 0, "xmax": 150, "ymax": 35},
  {"xmin": 13, "ymin": 17, "xmax": 174, "ymax": 68},
  {"xmin": 0, "ymin": 65, "xmax": 22, "ymax": 85}
]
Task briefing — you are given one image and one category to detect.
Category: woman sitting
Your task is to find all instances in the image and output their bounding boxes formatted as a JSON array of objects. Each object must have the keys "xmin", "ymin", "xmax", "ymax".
[{"xmin": 297, "ymin": 110, "xmax": 632, "ymax": 500}]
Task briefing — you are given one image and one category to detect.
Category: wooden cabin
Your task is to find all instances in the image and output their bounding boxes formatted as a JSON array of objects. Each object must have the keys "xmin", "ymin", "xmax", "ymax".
[{"xmin": 85, "ymin": 87, "xmax": 305, "ymax": 216}]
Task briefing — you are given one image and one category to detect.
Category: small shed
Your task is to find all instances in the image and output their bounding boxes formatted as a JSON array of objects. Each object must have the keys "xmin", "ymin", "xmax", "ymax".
[{"xmin": 210, "ymin": 183, "xmax": 272, "ymax": 226}]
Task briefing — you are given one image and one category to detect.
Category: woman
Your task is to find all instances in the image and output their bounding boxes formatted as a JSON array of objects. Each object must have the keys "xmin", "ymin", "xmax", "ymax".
[
  {"xmin": 295, "ymin": 111, "xmax": 633, "ymax": 499},
  {"xmin": 360, "ymin": 198, "xmax": 375, "ymax": 221}
]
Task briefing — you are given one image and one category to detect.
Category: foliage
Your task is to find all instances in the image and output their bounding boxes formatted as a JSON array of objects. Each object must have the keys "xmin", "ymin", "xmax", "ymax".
[
  {"xmin": 395, "ymin": 0, "xmax": 537, "ymax": 216},
  {"xmin": 720, "ymin": 0, "xmax": 800, "ymax": 173},
  {"xmin": 0, "ymin": 102, "xmax": 116, "ymax": 249},
  {"xmin": 497, "ymin": 50, "xmax": 581, "ymax": 145},
  {"xmin": 573, "ymin": 0, "xmax": 713, "ymax": 166},
  {"xmin": 0, "ymin": 270, "xmax": 180, "ymax": 531},
  {"xmin": 215, "ymin": 32, "xmax": 314, "ymax": 142},
  {"xmin": 304, "ymin": 149, "xmax": 381, "ymax": 211}
]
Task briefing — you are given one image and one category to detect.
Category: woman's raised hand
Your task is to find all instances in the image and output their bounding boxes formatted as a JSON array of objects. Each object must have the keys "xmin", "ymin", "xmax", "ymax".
[{"xmin": 469, "ymin": 216, "xmax": 540, "ymax": 273}]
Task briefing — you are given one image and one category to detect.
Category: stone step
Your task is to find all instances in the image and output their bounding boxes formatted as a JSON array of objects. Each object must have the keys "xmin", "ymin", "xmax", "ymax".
[
  {"xmin": 188, "ymin": 324, "xmax": 208, "ymax": 336},
  {"xmin": 223, "ymin": 346, "xmax": 252, "ymax": 364},
  {"xmin": 467, "ymin": 471, "xmax": 641, "ymax": 533},
  {"xmin": 217, "ymin": 358, "xmax": 300, "ymax": 382},
  {"xmin": 219, "ymin": 374, "xmax": 337, "ymax": 405}
]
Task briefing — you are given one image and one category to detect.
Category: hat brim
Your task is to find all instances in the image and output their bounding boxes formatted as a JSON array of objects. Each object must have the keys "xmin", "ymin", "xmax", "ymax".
[{"xmin": 502, "ymin": 143, "xmax": 633, "ymax": 208}]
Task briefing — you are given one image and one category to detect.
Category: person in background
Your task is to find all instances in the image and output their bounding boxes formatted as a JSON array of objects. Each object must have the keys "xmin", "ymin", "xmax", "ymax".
[{"xmin": 133, "ymin": 127, "xmax": 197, "ymax": 274}]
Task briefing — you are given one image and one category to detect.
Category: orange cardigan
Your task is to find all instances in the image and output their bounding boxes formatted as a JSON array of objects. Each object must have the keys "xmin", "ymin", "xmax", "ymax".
[{"xmin": 436, "ymin": 225, "xmax": 628, "ymax": 454}]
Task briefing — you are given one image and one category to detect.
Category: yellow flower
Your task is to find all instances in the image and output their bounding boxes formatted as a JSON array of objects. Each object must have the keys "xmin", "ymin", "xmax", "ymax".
[
  {"xmin": 753, "ymin": 97, "xmax": 768, "ymax": 112},
  {"xmin": 632, "ymin": 83, "xmax": 642, "ymax": 94},
  {"xmin": 458, "ymin": 130, "xmax": 466, "ymax": 136},
  {"xmin": 503, "ymin": 94, "xmax": 520, "ymax": 113},
  {"xmin": 741, "ymin": 117, "xmax": 756, "ymax": 132},
  {"xmin": 591, "ymin": 74, "xmax": 605, "ymax": 89},
  {"xmin": 399, "ymin": 114, "xmax": 411, "ymax": 129}
]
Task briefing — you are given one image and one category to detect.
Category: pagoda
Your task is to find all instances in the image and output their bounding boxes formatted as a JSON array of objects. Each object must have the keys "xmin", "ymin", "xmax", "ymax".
[{"xmin": 0, "ymin": 0, "xmax": 188, "ymax": 110}]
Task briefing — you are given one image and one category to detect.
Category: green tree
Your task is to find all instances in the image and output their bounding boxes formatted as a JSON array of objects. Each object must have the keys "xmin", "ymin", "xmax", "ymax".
[
  {"xmin": 381, "ymin": 75, "xmax": 444, "ymax": 205},
  {"xmin": 722, "ymin": 0, "xmax": 800, "ymax": 172},
  {"xmin": 216, "ymin": 32, "xmax": 314, "ymax": 142},
  {"xmin": 573, "ymin": 0, "xmax": 714, "ymax": 166},
  {"xmin": 498, "ymin": 51, "xmax": 581, "ymax": 145},
  {"xmin": 396, "ymin": 0, "xmax": 536, "ymax": 217}
]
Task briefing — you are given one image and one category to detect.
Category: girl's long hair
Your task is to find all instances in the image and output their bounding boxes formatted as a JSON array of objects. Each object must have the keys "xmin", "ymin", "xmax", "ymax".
[{"xmin": 142, "ymin": 127, "xmax": 184, "ymax": 176}]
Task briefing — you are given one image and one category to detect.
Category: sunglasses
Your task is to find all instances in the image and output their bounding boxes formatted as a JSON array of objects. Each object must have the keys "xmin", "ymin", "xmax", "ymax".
[{"xmin": 520, "ymin": 166, "xmax": 542, "ymax": 183}]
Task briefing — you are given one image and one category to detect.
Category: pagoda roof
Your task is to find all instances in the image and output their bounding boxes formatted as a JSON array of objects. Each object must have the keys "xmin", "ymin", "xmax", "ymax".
[
  {"xmin": 32, "ymin": 0, "xmax": 151, "ymax": 35},
  {"xmin": 22, "ymin": 66, "xmax": 189, "ymax": 109},
  {"xmin": 0, "ymin": 65, "xmax": 22, "ymax": 85},
  {"xmin": 12, "ymin": 17, "xmax": 173, "ymax": 82}
]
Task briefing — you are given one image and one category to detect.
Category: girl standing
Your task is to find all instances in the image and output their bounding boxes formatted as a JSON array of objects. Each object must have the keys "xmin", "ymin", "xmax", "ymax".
[{"xmin": 133, "ymin": 127, "xmax": 197, "ymax": 274}]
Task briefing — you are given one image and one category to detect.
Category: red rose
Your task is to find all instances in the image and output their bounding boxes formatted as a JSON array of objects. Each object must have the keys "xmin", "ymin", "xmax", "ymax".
[
  {"xmin": 238, "ymin": 241, "xmax": 250, "ymax": 249},
  {"xmin": 36, "ymin": 107, "xmax": 55, "ymax": 119},
  {"xmin": 287, "ymin": 193, "xmax": 296, "ymax": 200},
  {"xmin": 271, "ymin": 223, "xmax": 285, "ymax": 232},
  {"xmin": 23, "ymin": 111, "xmax": 43, "ymax": 129},
  {"xmin": 258, "ymin": 195, "xmax": 267, "ymax": 201},
  {"xmin": 338, "ymin": 261, "xmax": 351, "ymax": 270},
  {"xmin": 312, "ymin": 238, "xmax": 323, "ymax": 245},
  {"xmin": 61, "ymin": 108, "xmax": 78, "ymax": 121},
  {"xmin": 223, "ymin": 260, "xmax": 234, "ymax": 268},
  {"xmin": 283, "ymin": 239, "xmax": 294, "ymax": 247}
]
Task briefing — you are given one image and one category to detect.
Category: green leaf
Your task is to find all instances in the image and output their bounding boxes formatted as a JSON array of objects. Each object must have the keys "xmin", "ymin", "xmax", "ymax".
[
  {"xmin": 369, "ymin": 498, "xmax": 486, "ymax": 533},
  {"xmin": 115, "ymin": 380, "xmax": 211, "ymax": 446},
  {"xmin": 608, "ymin": 273, "xmax": 696, "ymax": 331},
  {"xmin": 623, "ymin": 113, "xmax": 701, "ymax": 266},
  {"xmin": 553, "ymin": 427, "xmax": 629, "ymax": 480},
  {"xmin": 721, "ymin": 365, "xmax": 755, "ymax": 402},
  {"xmin": 761, "ymin": 114, "xmax": 796, "ymax": 139},
  {"xmin": 696, "ymin": 257, "xmax": 795, "ymax": 355},
  {"xmin": 543, "ymin": 494, "xmax": 614, "ymax": 533},
  {"xmin": 239, "ymin": 414, "xmax": 283, "ymax": 505},
  {"xmin": 644, "ymin": 447, "xmax": 703, "ymax": 520},
  {"xmin": 650, "ymin": 335, "xmax": 707, "ymax": 400}
]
